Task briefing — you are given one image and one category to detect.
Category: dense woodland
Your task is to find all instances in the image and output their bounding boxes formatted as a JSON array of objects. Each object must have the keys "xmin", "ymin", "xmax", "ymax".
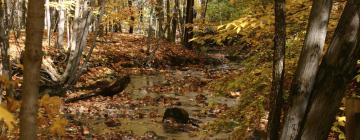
[{"xmin": 0, "ymin": 0, "xmax": 359, "ymax": 139}]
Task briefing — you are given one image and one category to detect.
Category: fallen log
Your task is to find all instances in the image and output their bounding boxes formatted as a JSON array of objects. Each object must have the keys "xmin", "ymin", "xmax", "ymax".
[{"xmin": 64, "ymin": 75, "xmax": 131, "ymax": 103}]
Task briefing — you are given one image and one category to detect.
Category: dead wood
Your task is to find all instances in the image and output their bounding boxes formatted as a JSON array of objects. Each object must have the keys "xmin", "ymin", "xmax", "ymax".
[{"xmin": 64, "ymin": 75, "xmax": 131, "ymax": 103}]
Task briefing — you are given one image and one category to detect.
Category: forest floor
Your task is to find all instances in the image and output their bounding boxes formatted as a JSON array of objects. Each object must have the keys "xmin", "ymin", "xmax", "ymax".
[
  {"xmin": 5, "ymin": 33, "xmax": 249, "ymax": 139},
  {"xmin": 62, "ymin": 33, "xmax": 240, "ymax": 139},
  {"xmin": 62, "ymin": 33, "xmax": 247, "ymax": 139}
]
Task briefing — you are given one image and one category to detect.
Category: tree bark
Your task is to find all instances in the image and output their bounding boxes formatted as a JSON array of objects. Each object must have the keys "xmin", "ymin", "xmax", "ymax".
[
  {"xmin": 147, "ymin": 8, "xmax": 154, "ymax": 53},
  {"xmin": 66, "ymin": 12, "xmax": 91, "ymax": 85},
  {"xmin": 128, "ymin": 0, "xmax": 134, "ymax": 33},
  {"xmin": 300, "ymin": 1, "xmax": 360, "ymax": 139},
  {"xmin": 61, "ymin": 0, "xmax": 91, "ymax": 84},
  {"xmin": 346, "ymin": 97, "xmax": 360, "ymax": 140},
  {"xmin": 170, "ymin": 0, "xmax": 179, "ymax": 42},
  {"xmin": 138, "ymin": 0, "xmax": 144, "ymax": 34},
  {"xmin": 21, "ymin": 0, "xmax": 26, "ymax": 27},
  {"xmin": 183, "ymin": 0, "xmax": 194, "ymax": 49},
  {"xmin": 200, "ymin": 0, "xmax": 208, "ymax": 23},
  {"xmin": 166, "ymin": 0, "xmax": 171, "ymax": 40},
  {"xmin": 45, "ymin": 0, "xmax": 51, "ymax": 47},
  {"xmin": 155, "ymin": 0, "xmax": 164, "ymax": 38},
  {"xmin": 61, "ymin": 0, "xmax": 81, "ymax": 83},
  {"xmin": 267, "ymin": 0, "xmax": 286, "ymax": 138},
  {"xmin": 70, "ymin": 0, "xmax": 105, "ymax": 85},
  {"xmin": 5, "ymin": 0, "xmax": 13, "ymax": 30},
  {"xmin": 57, "ymin": 0, "xmax": 66, "ymax": 49},
  {"xmin": 280, "ymin": 0, "xmax": 332, "ymax": 139},
  {"xmin": 20, "ymin": 0, "xmax": 45, "ymax": 139},
  {"xmin": 0, "ymin": 0, "xmax": 12, "ymax": 98}
]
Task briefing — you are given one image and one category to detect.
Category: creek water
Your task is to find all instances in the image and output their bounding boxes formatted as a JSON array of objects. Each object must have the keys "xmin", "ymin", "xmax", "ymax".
[{"xmin": 86, "ymin": 61, "xmax": 243, "ymax": 139}]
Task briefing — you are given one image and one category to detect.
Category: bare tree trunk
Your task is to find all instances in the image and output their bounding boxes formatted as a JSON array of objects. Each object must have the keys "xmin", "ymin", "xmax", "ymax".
[
  {"xmin": 200, "ymin": 0, "xmax": 208, "ymax": 23},
  {"xmin": 0, "ymin": 0, "xmax": 12, "ymax": 98},
  {"xmin": 21, "ymin": 0, "xmax": 26, "ymax": 27},
  {"xmin": 166, "ymin": 0, "xmax": 171, "ymax": 40},
  {"xmin": 5, "ymin": 0, "xmax": 14, "ymax": 30},
  {"xmin": 128, "ymin": 0, "xmax": 134, "ymax": 33},
  {"xmin": 45, "ymin": 0, "xmax": 51, "ymax": 47},
  {"xmin": 57, "ymin": 0, "xmax": 66, "ymax": 49},
  {"xmin": 14, "ymin": 0, "xmax": 21, "ymax": 39},
  {"xmin": 267, "ymin": 0, "xmax": 285, "ymax": 138},
  {"xmin": 183, "ymin": 0, "xmax": 194, "ymax": 49},
  {"xmin": 346, "ymin": 97, "xmax": 360, "ymax": 140},
  {"xmin": 170, "ymin": 0, "xmax": 179, "ymax": 42},
  {"xmin": 20, "ymin": 0, "xmax": 45, "ymax": 139},
  {"xmin": 67, "ymin": 15, "xmax": 91, "ymax": 85},
  {"xmin": 66, "ymin": 13, "xmax": 71, "ymax": 50},
  {"xmin": 155, "ymin": 0, "xmax": 164, "ymax": 38},
  {"xmin": 138, "ymin": 0, "xmax": 144, "ymax": 34},
  {"xmin": 299, "ymin": 2, "xmax": 360, "ymax": 138},
  {"xmin": 280, "ymin": 0, "xmax": 332, "ymax": 139},
  {"xmin": 61, "ymin": 0, "xmax": 91, "ymax": 84},
  {"xmin": 147, "ymin": 8, "xmax": 154, "ymax": 53},
  {"xmin": 62, "ymin": 0, "xmax": 81, "ymax": 83},
  {"xmin": 70, "ymin": 0, "xmax": 105, "ymax": 85},
  {"xmin": 177, "ymin": 0, "xmax": 184, "ymax": 38}
]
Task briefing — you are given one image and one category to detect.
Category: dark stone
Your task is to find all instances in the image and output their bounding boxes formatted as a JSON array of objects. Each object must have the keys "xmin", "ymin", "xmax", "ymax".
[
  {"xmin": 162, "ymin": 107, "xmax": 190, "ymax": 124},
  {"xmin": 247, "ymin": 130, "xmax": 267, "ymax": 140},
  {"xmin": 195, "ymin": 94, "xmax": 207, "ymax": 103}
]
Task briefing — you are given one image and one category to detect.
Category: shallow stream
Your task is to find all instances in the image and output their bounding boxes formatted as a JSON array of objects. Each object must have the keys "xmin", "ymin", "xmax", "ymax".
[{"xmin": 106, "ymin": 62, "xmax": 242, "ymax": 139}]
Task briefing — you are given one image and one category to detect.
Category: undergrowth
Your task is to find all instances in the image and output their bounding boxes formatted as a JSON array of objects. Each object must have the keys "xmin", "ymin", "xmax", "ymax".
[{"xmin": 201, "ymin": 0, "xmax": 347, "ymax": 138}]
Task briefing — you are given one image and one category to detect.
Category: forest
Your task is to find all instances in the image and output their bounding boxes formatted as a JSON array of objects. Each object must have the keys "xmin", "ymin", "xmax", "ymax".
[{"xmin": 0, "ymin": 0, "xmax": 359, "ymax": 139}]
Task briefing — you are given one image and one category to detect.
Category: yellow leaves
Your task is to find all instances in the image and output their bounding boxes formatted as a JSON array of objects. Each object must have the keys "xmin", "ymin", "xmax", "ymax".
[
  {"xmin": 331, "ymin": 115, "xmax": 346, "ymax": 140},
  {"xmin": 225, "ymin": 23, "xmax": 237, "ymax": 30},
  {"xmin": 40, "ymin": 94, "xmax": 63, "ymax": 118},
  {"xmin": 336, "ymin": 116, "xmax": 346, "ymax": 126},
  {"xmin": 213, "ymin": 10, "xmax": 275, "ymax": 46},
  {"xmin": 236, "ymin": 27, "xmax": 241, "ymax": 34},
  {"xmin": 39, "ymin": 94, "xmax": 68, "ymax": 137},
  {"xmin": 0, "ymin": 106, "xmax": 15, "ymax": 131},
  {"xmin": 189, "ymin": 37, "xmax": 205, "ymax": 45},
  {"xmin": 217, "ymin": 25, "xmax": 226, "ymax": 30},
  {"xmin": 49, "ymin": 117, "xmax": 68, "ymax": 136},
  {"xmin": 48, "ymin": 0, "xmax": 75, "ymax": 11},
  {"xmin": 0, "ymin": 74, "xmax": 19, "ymax": 93}
]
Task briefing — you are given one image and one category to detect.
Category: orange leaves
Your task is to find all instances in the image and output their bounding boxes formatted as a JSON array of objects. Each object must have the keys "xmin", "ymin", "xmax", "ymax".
[
  {"xmin": 0, "ymin": 106, "xmax": 16, "ymax": 131},
  {"xmin": 49, "ymin": 117, "xmax": 68, "ymax": 136},
  {"xmin": 6, "ymin": 97, "xmax": 21, "ymax": 113},
  {"xmin": 39, "ymin": 94, "xmax": 68, "ymax": 137},
  {"xmin": 102, "ymin": 0, "xmax": 139, "ymax": 27},
  {"xmin": 40, "ymin": 94, "xmax": 63, "ymax": 118},
  {"xmin": 0, "ymin": 75, "xmax": 20, "ymax": 92}
]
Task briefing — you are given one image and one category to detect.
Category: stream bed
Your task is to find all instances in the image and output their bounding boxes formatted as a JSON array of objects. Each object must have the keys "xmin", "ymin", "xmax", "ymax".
[{"xmin": 65, "ymin": 61, "xmax": 243, "ymax": 139}]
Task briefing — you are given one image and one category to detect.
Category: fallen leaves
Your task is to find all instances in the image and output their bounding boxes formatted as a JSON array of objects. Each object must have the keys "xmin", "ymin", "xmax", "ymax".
[
  {"xmin": 50, "ymin": 117, "xmax": 68, "ymax": 136},
  {"xmin": 0, "ymin": 106, "xmax": 15, "ymax": 131}
]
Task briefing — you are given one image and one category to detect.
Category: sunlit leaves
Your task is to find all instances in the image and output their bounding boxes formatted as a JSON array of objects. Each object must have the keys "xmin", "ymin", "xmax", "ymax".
[
  {"xmin": 0, "ymin": 106, "xmax": 15, "ymax": 131},
  {"xmin": 38, "ymin": 94, "xmax": 68, "ymax": 137},
  {"xmin": 331, "ymin": 116, "xmax": 346, "ymax": 140},
  {"xmin": 49, "ymin": 117, "xmax": 68, "ymax": 136},
  {"xmin": 48, "ymin": 0, "xmax": 75, "ymax": 11},
  {"xmin": 0, "ymin": 75, "xmax": 19, "ymax": 92},
  {"xmin": 40, "ymin": 94, "xmax": 63, "ymax": 118}
]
